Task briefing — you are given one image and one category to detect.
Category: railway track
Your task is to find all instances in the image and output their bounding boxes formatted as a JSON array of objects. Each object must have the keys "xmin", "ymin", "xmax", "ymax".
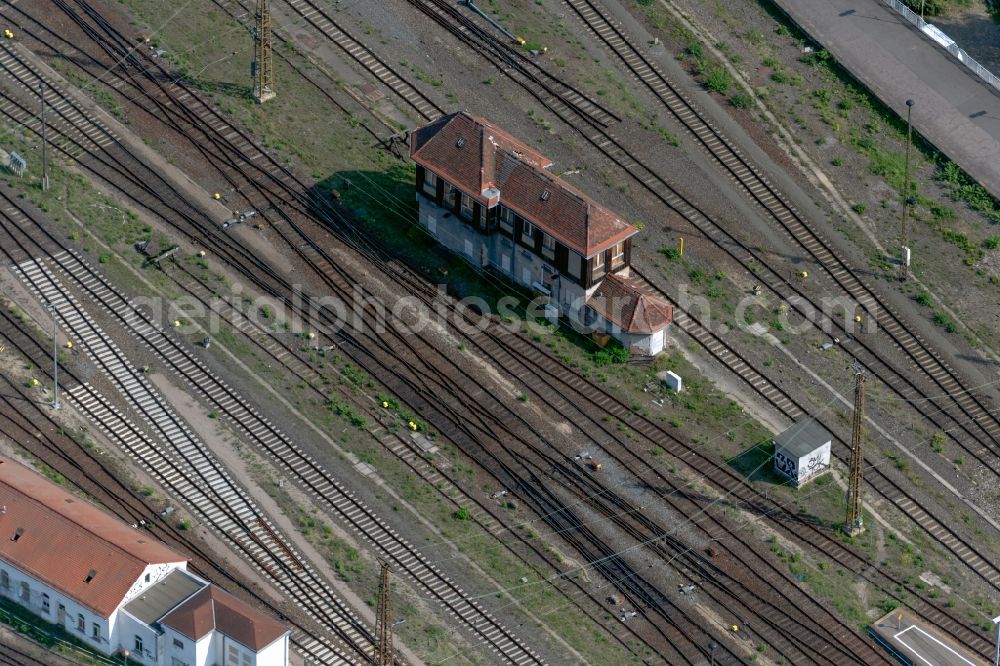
[
  {"xmin": 0, "ymin": 277, "xmax": 360, "ymax": 665},
  {"xmin": 630, "ymin": 264, "xmax": 1000, "ymax": 591},
  {"xmin": 7, "ymin": 257, "xmax": 366, "ymax": 664},
  {"xmin": 0, "ymin": 24, "xmax": 566, "ymax": 663},
  {"xmin": 0, "ymin": 18, "xmax": 824, "ymax": 656},
  {"xmin": 9, "ymin": 0, "xmax": 992, "ymax": 652},
  {"xmin": 560, "ymin": 0, "xmax": 1000, "ymax": 476},
  {"xmin": 0, "ymin": 189, "xmax": 545, "ymax": 665},
  {"xmin": 0, "ymin": 640, "xmax": 73, "ymax": 666},
  {"xmin": 278, "ymin": 0, "xmax": 444, "ymax": 122},
  {"xmin": 395, "ymin": 0, "xmax": 1000, "ymax": 617}
]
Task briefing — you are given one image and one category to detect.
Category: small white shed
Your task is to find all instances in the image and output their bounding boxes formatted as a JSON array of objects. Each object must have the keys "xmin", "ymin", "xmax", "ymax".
[{"xmin": 773, "ymin": 419, "xmax": 832, "ymax": 487}]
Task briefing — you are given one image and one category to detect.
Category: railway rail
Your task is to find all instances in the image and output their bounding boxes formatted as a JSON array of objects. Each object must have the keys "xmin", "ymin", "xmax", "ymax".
[
  {"xmin": 7, "ymin": 258, "xmax": 366, "ymax": 662},
  {"xmin": 5, "ymin": 1, "xmax": 992, "ymax": 660},
  {"xmin": 560, "ymin": 0, "xmax": 1000, "ymax": 475},
  {"xmin": 17, "ymin": 11, "xmax": 892, "ymax": 660},
  {"xmin": 0, "ymin": 26, "xmax": 558, "ymax": 663},
  {"xmin": 0, "ymin": 222, "xmax": 542, "ymax": 666},
  {"xmin": 0, "ymin": 273, "xmax": 357, "ymax": 665},
  {"xmin": 0, "ymin": 20, "xmax": 828, "ymax": 660}
]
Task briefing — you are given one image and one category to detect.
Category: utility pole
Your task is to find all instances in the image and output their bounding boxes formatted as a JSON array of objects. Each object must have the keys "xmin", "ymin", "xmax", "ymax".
[
  {"xmin": 252, "ymin": 0, "xmax": 276, "ymax": 103},
  {"xmin": 899, "ymin": 99, "xmax": 914, "ymax": 280},
  {"xmin": 47, "ymin": 303, "xmax": 59, "ymax": 410},
  {"xmin": 844, "ymin": 369, "xmax": 866, "ymax": 536},
  {"xmin": 374, "ymin": 558, "xmax": 394, "ymax": 666},
  {"xmin": 39, "ymin": 82, "xmax": 49, "ymax": 191}
]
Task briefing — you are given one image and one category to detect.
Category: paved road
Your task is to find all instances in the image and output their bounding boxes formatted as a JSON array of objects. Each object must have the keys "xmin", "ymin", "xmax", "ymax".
[{"xmin": 770, "ymin": 0, "xmax": 1000, "ymax": 198}]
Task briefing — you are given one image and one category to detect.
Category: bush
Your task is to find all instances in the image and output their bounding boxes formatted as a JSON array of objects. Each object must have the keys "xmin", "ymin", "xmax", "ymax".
[
  {"xmin": 730, "ymin": 93, "xmax": 752, "ymax": 109},
  {"xmin": 452, "ymin": 507, "xmax": 472, "ymax": 521},
  {"xmin": 684, "ymin": 42, "xmax": 704, "ymax": 59},
  {"xmin": 704, "ymin": 65, "xmax": 732, "ymax": 94},
  {"xmin": 852, "ymin": 203, "xmax": 866, "ymax": 214},
  {"xmin": 592, "ymin": 345, "xmax": 630, "ymax": 366}
]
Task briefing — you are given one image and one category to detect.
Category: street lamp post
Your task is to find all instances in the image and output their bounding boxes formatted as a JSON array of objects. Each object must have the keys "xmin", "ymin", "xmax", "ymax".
[
  {"xmin": 122, "ymin": 649, "xmax": 129, "ymax": 666},
  {"xmin": 900, "ymin": 99, "xmax": 915, "ymax": 280},
  {"xmin": 47, "ymin": 303, "xmax": 59, "ymax": 410},
  {"xmin": 708, "ymin": 641, "xmax": 718, "ymax": 665}
]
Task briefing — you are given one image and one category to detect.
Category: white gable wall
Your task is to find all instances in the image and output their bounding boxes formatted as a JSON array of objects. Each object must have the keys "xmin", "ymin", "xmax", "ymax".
[
  {"xmin": 253, "ymin": 633, "xmax": 290, "ymax": 666},
  {"xmin": 116, "ymin": 609, "xmax": 159, "ymax": 664},
  {"xmin": 162, "ymin": 624, "xmax": 199, "ymax": 666},
  {"xmin": 0, "ymin": 558, "xmax": 114, "ymax": 653}
]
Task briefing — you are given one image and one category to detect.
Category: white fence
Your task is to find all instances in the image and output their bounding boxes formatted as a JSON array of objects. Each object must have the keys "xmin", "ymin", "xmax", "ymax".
[{"xmin": 882, "ymin": 0, "xmax": 1000, "ymax": 94}]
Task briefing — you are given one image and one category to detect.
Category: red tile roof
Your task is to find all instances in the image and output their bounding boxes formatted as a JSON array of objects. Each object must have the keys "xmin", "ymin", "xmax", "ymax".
[
  {"xmin": 162, "ymin": 585, "xmax": 289, "ymax": 651},
  {"xmin": 587, "ymin": 273, "xmax": 673, "ymax": 334},
  {"xmin": 0, "ymin": 456, "xmax": 185, "ymax": 617},
  {"xmin": 411, "ymin": 112, "xmax": 637, "ymax": 256}
]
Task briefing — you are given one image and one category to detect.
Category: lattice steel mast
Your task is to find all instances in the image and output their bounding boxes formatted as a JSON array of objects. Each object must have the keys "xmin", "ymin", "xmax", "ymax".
[
  {"xmin": 252, "ymin": 0, "xmax": 275, "ymax": 103},
  {"xmin": 845, "ymin": 370, "xmax": 867, "ymax": 536},
  {"xmin": 374, "ymin": 558, "xmax": 394, "ymax": 666}
]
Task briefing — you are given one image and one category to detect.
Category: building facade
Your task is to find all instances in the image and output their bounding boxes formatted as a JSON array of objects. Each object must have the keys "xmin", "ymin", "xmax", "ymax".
[
  {"xmin": 410, "ymin": 112, "xmax": 672, "ymax": 354},
  {"xmin": 773, "ymin": 419, "xmax": 832, "ymax": 487},
  {"xmin": 0, "ymin": 456, "xmax": 289, "ymax": 666}
]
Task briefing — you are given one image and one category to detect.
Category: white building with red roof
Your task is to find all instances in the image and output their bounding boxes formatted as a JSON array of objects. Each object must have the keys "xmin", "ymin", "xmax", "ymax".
[
  {"xmin": 410, "ymin": 112, "xmax": 672, "ymax": 354},
  {"xmin": 0, "ymin": 456, "xmax": 289, "ymax": 666}
]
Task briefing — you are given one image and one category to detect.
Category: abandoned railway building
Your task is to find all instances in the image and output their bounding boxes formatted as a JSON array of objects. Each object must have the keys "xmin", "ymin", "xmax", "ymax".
[
  {"xmin": 410, "ymin": 112, "xmax": 673, "ymax": 355},
  {"xmin": 0, "ymin": 456, "xmax": 290, "ymax": 666},
  {"xmin": 773, "ymin": 419, "xmax": 832, "ymax": 487}
]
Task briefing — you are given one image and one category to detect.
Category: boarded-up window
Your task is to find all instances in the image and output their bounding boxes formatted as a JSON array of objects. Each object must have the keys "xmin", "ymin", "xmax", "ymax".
[{"xmin": 567, "ymin": 252, "xmax": 581, "ymax": 278}]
